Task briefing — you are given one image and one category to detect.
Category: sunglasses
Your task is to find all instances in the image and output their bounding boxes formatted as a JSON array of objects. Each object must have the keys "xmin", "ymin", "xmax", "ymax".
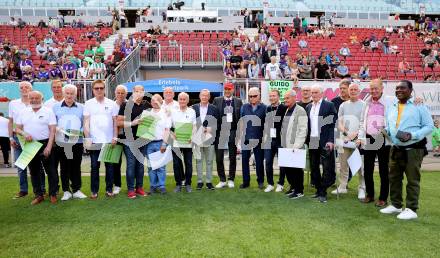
[
  {"xmin": 93, "ymin": 87, "xmax": 105, "ymax": 90},
  {"xmin": 249, "ymin": 95, "xmax": 258, "ymax": 98}
]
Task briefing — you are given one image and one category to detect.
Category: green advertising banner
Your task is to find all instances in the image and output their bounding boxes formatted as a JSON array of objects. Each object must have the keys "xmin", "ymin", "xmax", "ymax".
[{"xmin": 263, "ymin": 80, "xmax": 294, "ymax": 102}]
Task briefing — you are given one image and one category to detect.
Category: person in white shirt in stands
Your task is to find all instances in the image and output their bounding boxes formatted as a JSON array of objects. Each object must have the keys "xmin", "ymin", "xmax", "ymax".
[
  {"xmin": 44, "ymin": 80, "xmax": 64, "ymax": 109},
  {"xmin": 15, "ymin": 91, "xmax": 58, "ymax": 205},
  {"xmin": 332, "ymin": 83, "xmax": 366, "ymax": 200},
  {"xmin": 143, "ymin": 94, "xmax": 171, "ymax": 194},
  {"xmin": 52, "ymin": 84, "xmax": 87, "ymax": 201},
  {"xmin": 83, "ymin": 80, "xmax": 119, "ymax": 199},
  {"xmin": 77, "ymin": 60, "xmax": 90, "ymax": 79},
  {"xmin": 8, "ymin": 81, "xmax": 45, "ymax": 198},
  {"xmin": 265, "ymin": 56, "xmax": 282, "ymax": 80},
  {"xmin": 90, "ymin": 56, "xmax": 107, "ymax": 80},
  {"xmin": 162, "ymin": 87, "xmax": 179, "ymax": 115},
  {"xmin": 112, "ymin": 85, "xmax": 128, "ymax": 195},
  {"xmin": 170, "ymin": 92, "xmax": 197, "ymax": 193}
]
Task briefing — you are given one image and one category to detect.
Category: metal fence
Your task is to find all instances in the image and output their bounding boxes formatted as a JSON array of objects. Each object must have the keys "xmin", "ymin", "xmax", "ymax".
[
  {"xmin": 105, "ymin": 46, "xmax": 141, "ymax": 99},
  {"xmin": 140, "ymin": 44, "xmax": 223, "ymax": 68}
]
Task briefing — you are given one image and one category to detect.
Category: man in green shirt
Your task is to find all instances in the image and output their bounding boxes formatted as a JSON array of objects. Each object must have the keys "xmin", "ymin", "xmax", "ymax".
[{"xmin": 94, "ymin": 42, "xmax": 105, "ymax": 62}]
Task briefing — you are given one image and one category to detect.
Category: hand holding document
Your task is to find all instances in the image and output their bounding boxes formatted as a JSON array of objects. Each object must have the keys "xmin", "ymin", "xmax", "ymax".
[
  {"xmin": 98, "ymin": 144, "xmax": 123, "ymax": 163},
  {"xmin": 148, "ymin": 146, "xmax": 173, "ymax": 170},
  {"xmin": 174, "ymin": 122, "xmax": 193, "ymax": 143},
  {"xmin": 347, "ymin": 148, "xmax": 362, "ymax": 176},
  {"xmin": 137, "ymin": 115, "xmax": 157, "ymax": 140},
  {"xmin": 278, "ymin": 148, "xmax": 307, "ymax": 169},
  {"xmin": 15, "ymin": 140, "xmax": 43, "ymax": 170}
]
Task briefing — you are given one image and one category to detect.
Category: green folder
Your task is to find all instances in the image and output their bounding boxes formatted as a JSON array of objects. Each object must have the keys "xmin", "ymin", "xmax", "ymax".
[
  {"xmin": 98, "ymin": 144, "xmax": 123, "ymax": 164},
  {"xmin": 136, "ymin": 115, "xmax": 157, "ymax": 140},
  {"xmin": 175, "ymin": 122, "xmax": 193, "ymax": 143},
  {"xmin": 15, "ymin": 140, "xmax": 43, "ymax": 170}
]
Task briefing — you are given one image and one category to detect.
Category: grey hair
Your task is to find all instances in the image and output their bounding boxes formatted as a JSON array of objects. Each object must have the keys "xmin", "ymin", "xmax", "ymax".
[
  {"xmin": 200, "ymin": 89, "xmax": 211, "ymax": 96},
  {"xmin": 311, "ymin": 84, "xmax": 323, "ymax": 93},
  {"xmin": 178, "ymin": 92, "xmax": 189, "ymax": 100},
  {"xmin": 248, "ymin": 87, "xmax": 260, "ymax": 95},
  {"xmin": 29, "ymin": 90, "xmax": 43, "ymax": 99},
  {"xmin": 285, "ymin": 90, "xmax": 297, "ymax": 97},
  {"xmin": 63, "ymin": 84, "xmax": 77, "ymax": 95},
  {"xmin": 18, "ymin": 81, "xmax": 32, "ymax": 89},
  {"xmin": 115, "ymin": 84, "xmax": 128, "ymax": 93}
]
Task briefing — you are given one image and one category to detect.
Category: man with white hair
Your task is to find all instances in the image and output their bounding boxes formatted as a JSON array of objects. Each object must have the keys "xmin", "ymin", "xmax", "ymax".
[
  {"xmin": 53, "ymin": 84, "xmax": 87, "ymax": 200},
  {"xmin": 162, "ymin": 87, "xmax": 179, "ymax": 114},
  {"xmin": 15, "ymin": 91, "xmax": 58, "ymax": 205},
  {"xmin": 305, "ymin": 85, "xmax": 337, "ymax": 203},
  {"xmin": 171, "ymin": 92, "xmax": 197, "ymax": 193},
  {"xmin": 8, "ymin": 81, "xmax": 45, "ymax": 198},
  {"xmin": 113, "ymin": 84, "xmax": 128, "ymax": 195},
  {"xmin": 332, "ymin": 83, "xmax": 366, "ymax": 200},
  {"xmin": 238, "ymin": 87, "xmax": 266, "ymax": 189},
  {"xmin": 83, "ymin": 80, "xmax": 119, "ymax": 199}
]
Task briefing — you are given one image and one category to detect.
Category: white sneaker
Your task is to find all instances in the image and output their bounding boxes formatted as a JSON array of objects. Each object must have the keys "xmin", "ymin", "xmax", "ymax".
[
  {"xmin": 264, "ymin": 185, "xmax": 274, "ymax": 192},
  {"xmin": 331, "ymin": 188, "xmax": 348, "ymax": 195},
  {"xmin": 380, "ymin": 205, "xmax": 403, "ymax": 214},
  {"xmin": 216, "ymin": 181, "xmax": 227, "ymax": 189},
  {"xmin": 113, "ymin": 186, "xmax": 121, "ymax": 195},
  {"xmin": 275, "ymin": 184, "xmax": 284, "ymax": 192},
  {"xmin": 397, "ymin": 208, "xmax": 418, "ymax": 220},
  {"xmin": 227, "ymin": 180, "xmax": 235, "ymax": 188},
  {"xmin": 358, "ymin": 188, "xmax": 366, "ymax": 200},
  {"xmin": 72, "ymin": 190, "xmax": 87, "ymax": 199},
  {"xmin": 61, "ymin": 191, "xmax": 72, "ymax": 201}
]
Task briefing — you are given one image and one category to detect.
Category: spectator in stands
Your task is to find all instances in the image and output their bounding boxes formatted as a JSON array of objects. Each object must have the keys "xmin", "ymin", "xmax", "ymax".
[
  {"xmin": 382, "ymin": 36, "xmax": 391, "ymax": 54},
  {"xmin": 327, "ymin": 52, "xmax": 340, "ymax": 70},
  {"xmin": 94, "ymin": 42, "xmax": 105, "ymax": 61},
  {"xmin": 335, "ymin": 60, "xmax": 350, "ymax": 78},
  {"xmin": 339, "ymin": 43, "xmax": 351, "ymax": 59},
  {"xmin": 6, "ymin": 62, "xmax": 21, "ymax": 80},
  {"xmin": 247, "ymin": 58, "xmax": 260, "ymax": 79},
  {"xmin": 349, "ymin": 32, "xmax": 359, "ymax": 45},
  {"xmin": 36, "ymin": 65, "xmax": 49, "ymax": 81},
  {"xmin": 62, "ymin": 58, "xmax": 77, "ymax": 80},
  {"xmin": 398, "ymin": 58, "xmax": 414, "ymax": 74},
  {"xmin": 77, "ymin": 60, "xmax": 90, "ymax": 79},
  {"xmin": 37, "ymin": 19, "xmax": 47, "ymax": 28},
  {"xmin": 361, "ymin": 37, "xmax": 370, "ymax": 52},
  {"xmin": 0, "ymin": 56, "xmax": 6, "ymax": 71},
  {"xmin": 230, "ymin": 50, "xmax": 243, "ymax": 70},
  {"xmin": 279, "ymin": 36, "xmax": 290, "ymax": 56},
  {"xmin": 267, "ymin": 34, "xmax": 277, "ymax": 57},
  {"xmin": 0, "ymin": 68, "xmax": 7, "ymax": 80},
  {"xmin": 18, "ymin": 53, "xmax": 33, "ymax": 72},
  {"xmin": 9, "ymin": 17, "xmax": 17, "ymax": 28},
  {"xmin": 223, "ymin": 61, "xmax": 234, "ymax": 79},
  {"xmin": 21, "ymin": 66, "xmax": 34, "ymax": 82},
  {"xmin": 298, "ymin": 58, "xmax": 313, "ymax": 79},
  {"xmin": 35, "ymin": 41, "xmax": 47, "ymax": 59},
  {"xmin": 359, "ymin": 62, "xmax": 370, "ymax": 80},
  {"xmin": 46, "ymin": 49, "xmax": 58, "ymax": 63},
  {"xmin": 84, "ymin": 44, "xmax": 94, "ymax": 59},
  {"xmin": 302, "ymin": 18, "xmax": 308, "ymax": 34},
  {"xmin": 277, "ymin": 24, "xmax": 286, "ymax": 36},
  {"xmin": 49, "ymin": 61, "xmax": 62, "ymax": 80},
  {"xmin": 424, "ymin": 52, "xmax": 439, "ymax": 70},
  {"xmin": 385, "ymin": 25, "xmax": 394, "ymax": 35},
  {"xmin": 235, "ymin": 62, "xmax": 247, "ymax": 78},
  {"xmin": 398, "ymin": 26, "xmax": 406, "ymax": 39},
  {"xmin": 293, "ymin": 15, "xmax": 301, "ymax": 35},
  {"xmin": 298, "ymin": 37, "xmax": 308, "ymax": 50},
  {"xmin": 420, "ymin": 45, "xmax": 432, "ymax": 58},
  {"xmin": 90, "ymin": 56, "xmax": 107, "ymax": 80},
  {"xmin": 390, "ymin": 41, "xmax": 400, "ymax": 55},
  {"xmin": 0, "ymin": 45, "xmax": 6, "ymax": 59},
  {"xmin": 370, "ymin": 38, "xmax": 379, "ymax": 52},
  {"xmin": 231, "ymin": 33, "xmax": 242, "ymax": 50},
  {"xmin": 315, "ymin": 58, "xmax": 332, "ymax": 80},
  {"xmin": 44, "ymin": 34, "xmax": 54, "ymax": 45},
  {"xmin": 17, "ymin": 18, "xmax": 26, "ymax": 29},
  {"xmin": 265, "ymin": 56, "xmax": 282, "ymax": 80},
  {"xmin": 284, "ymin": 61, "xmax": 299, "ymax": 81}
]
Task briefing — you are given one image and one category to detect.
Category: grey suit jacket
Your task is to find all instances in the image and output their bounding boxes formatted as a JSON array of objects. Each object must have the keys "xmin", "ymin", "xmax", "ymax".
[{"xmin": 281, "ymin": 105, "xmax": 308, "ymax": 149}]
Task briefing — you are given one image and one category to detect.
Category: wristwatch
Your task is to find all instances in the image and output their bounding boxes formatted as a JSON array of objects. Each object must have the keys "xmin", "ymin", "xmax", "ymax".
[{"xmin": 342, "ymin": 131, "xmax": 348, "ymax": 137}]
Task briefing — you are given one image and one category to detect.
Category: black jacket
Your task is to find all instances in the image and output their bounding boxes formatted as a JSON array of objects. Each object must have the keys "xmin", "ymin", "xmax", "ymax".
[{"xmin": 305, "ymin": 100, "xmax": 337, "ymax": 149}]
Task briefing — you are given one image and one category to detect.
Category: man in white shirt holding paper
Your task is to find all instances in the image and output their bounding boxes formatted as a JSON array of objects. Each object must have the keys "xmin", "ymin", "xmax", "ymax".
[
  {"xmin": 332, "ymin": 83, "xmax": 366, "ymax": 200},
  {"xmin": 162, "ymin": 87, "xmax": 179, "ymax": 115},
  {"xmin": 83, "ymin": 80, "xmax": 118, "ymax": 199},
  {"xmin": 279, "ymin": 90, "xmax": 308, "ymax": 199}
]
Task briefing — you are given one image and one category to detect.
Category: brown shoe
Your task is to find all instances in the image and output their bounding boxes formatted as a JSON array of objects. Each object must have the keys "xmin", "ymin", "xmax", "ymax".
[
  {"xmin": 363, "ymin": 197, "xmax": 374, "ymax": 203},
  {"xmin": 375, "ymin": 200, "xmax": 387, "ymax": 207},
  {"xmin": 31, "ymin": 196, "xmax": 44, "ymax": 205},
  {"xmin": 50, "ymin": 196, "xmax": 57, "ymax": 204},
  {"xmin": 90, "ymin": 193, "xmax": 98, "ymax": 200},
  {"xmin": 14, "ymin": 191, "xmax": 28, "ymax": 199}
]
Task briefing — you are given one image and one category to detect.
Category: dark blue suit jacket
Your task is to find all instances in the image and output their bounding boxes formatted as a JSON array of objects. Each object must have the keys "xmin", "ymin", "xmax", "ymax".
[{"xmin": 305, "ymin": 100, "xmax": 337, "ymax": 149}]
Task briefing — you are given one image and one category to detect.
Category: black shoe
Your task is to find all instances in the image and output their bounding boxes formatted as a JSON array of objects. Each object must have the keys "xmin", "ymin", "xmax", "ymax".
[
  {"xmin": 196, "ymin": 183, "xmax": 203, "ymax": 190},
  {"xmin": 318, "ymin": 196, "xmax": 328, "ymax": 203},
  {"xmin": 311, "ymin": 193, "xmax": 320, "ymax": 198},
  {"xmin": 239, "ymin": 183, "xmax": 250, "ymax": 189},
  {"xmin": 289, "ymin": 192, "xmax": 305, "ymax": 200},
  {"xmin": 258, "ymin": 183, "xmax": 264, "ymax": 189},
  {"xmin": 206, "ymin": 183, "xmax": 215, "ymax": 190},
  {"xmin": 284, "ymin": 188, "xmax": 294, "ymax": 195}
]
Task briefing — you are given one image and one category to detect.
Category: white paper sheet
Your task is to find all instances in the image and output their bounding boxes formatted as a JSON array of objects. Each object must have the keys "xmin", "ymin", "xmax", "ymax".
[
  {"xmin": 278, "ymin": 148, "xmax": 307, "ymax": 169},
  {"xmin": 148, "ymin": 146, "xmax": 173, "ymax": 170},
  {"xmin": 347, "ymin": 148, "xmax": 362, "ymax": 176}
]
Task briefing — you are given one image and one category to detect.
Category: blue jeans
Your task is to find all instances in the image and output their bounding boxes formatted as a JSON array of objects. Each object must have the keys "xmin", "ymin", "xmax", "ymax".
[
  {"xmin": 13, "ymin": 135, "xmax": 45, "ymax": 193},
  {"xmin": 89, "ymin": 149, "xmax": 114, "ymax": 194},
  {"xmin": 124, "ymin": 144, "xmax": 145, "ymax": 191},
  {"xmin": 241, "ymin": 144, "xmax": 264, "ymax": 185},
  {"xmin": 145, "ymin": 140, "xmax": 166, "ymax": 190}
]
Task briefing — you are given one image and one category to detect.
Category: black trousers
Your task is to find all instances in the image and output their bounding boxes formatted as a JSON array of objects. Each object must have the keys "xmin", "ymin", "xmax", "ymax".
[
  {"xmin": 363, "ymin": 134, "xmax": 390, "ymax": 201},
  {"xmin": 282, "ymin": 167, "xmax": 304, "ymax": 193},
  {"xmin": 113, "ymin": 152, "xmax": 122, "ymax": 188},
  {"xmin": 29, "ymin": 140, "xmax": 58, "ymax": 197},
  {"xmin": 309, "ymin": 147, "xmax": 336, "ymax": 197},
  {"xmin": 215, "ymin": 141, "xmax": 237, "ymax": 182},
  {"xmin": 172, "ymin": 147, "xmax": 193, "ymax": 186},
  {"xmin": 0, "ymin": 137, "xmax": 10, "ymax": 164},
  {"xmin": 55, "ymin": 144, "xmax": 83, "ymax": 193}
]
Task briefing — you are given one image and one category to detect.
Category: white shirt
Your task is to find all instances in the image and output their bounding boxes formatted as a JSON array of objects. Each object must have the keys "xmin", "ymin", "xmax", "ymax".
[
  {"xmin": 16, "ymin": 106, "xmax": 57, "ymax": 141},
  {"xmin": 77, "ymin": 67, "xmax": 89, "ymax": 79},
  {"xmin": 8, "ymin": 98, "xmax": 29, "ymax": 123},
  {"xmin": 310, "ymin": 100, "xmax": 322, "ymax": 137},
  {"xmin": 0, "ymin": 116, "xmax": 8, "ymax": 137},
  {"xmin": 161, "ymin": 100, "xmax": 179, "ymax": 115},
  {"xmin": 265, "ymin": 63, "xmax": 281, "ymax": 80},
  {"xmin": 44, "ymin": 97, "xmax": 63, "ymax": 109},
  {"xmin": 141, "ymin": 109, "xmax": 171, "ymax": 141},
  {"xmin": 83, "ymin": 97, "xmax": 118, "ymax": 143},
  {"xmin": 171, "ymin": 107, "xmax": 196, "ymax": 148},
  {"xmin": 199, "ymin": 104, "xmax": 209, "ymax": 122}
]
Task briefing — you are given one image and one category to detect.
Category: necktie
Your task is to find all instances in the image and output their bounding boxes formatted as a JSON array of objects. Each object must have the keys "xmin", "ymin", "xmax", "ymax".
[{"xmin": 225, "ymin": 99, "xmax": 232, "ymax": 106}]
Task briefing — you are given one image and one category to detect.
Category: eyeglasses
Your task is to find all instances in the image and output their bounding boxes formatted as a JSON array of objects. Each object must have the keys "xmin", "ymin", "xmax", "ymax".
[
  {"xmin": 93, "ymin": 87, "xmax": 105, "ymax": 90},
  {"xmin": 249, "ymin": 95, "xmax": 258, "ymax": 98}
]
